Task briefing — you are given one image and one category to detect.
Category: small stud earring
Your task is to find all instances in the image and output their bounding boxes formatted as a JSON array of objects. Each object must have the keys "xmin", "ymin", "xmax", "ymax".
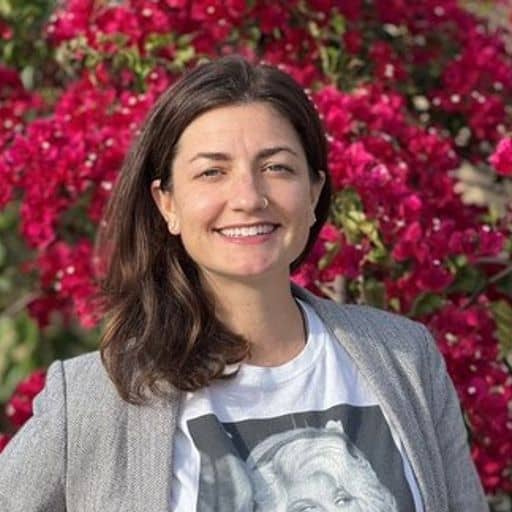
[{"xmin": 167, "ymin": 217, "xmax": 179, "ymax": 235}]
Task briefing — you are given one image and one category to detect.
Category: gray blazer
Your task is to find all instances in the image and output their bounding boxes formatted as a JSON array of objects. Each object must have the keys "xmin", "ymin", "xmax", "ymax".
[{"xmin": 0, "ymin": 286, "xmax": 488, "ymax": 511}]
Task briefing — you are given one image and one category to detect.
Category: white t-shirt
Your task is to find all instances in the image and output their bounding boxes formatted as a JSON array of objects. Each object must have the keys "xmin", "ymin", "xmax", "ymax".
[{"xmin": 171, "ymin": 299, "xmax": 424, "ymax": 511}]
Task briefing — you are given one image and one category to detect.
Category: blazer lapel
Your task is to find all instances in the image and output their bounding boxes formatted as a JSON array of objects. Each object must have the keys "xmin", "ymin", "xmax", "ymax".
[
  {"xmin": 291, "ymin": 284, "xmax": 438, "ymax": 511},
  {"xmin": 127, "ymin": 389, "xmax": 181, "ymax": 511}
]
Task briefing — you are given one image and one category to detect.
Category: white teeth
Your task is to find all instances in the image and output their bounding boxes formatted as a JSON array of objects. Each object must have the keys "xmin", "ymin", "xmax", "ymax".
[{"xmin": 219, "ymin": 224, "xmax": 276, "ymax": 237}]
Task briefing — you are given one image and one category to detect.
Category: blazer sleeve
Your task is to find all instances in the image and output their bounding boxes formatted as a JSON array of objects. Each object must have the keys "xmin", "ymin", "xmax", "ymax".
[
  {"xmin": 420, "ymin": 324, "xmax": 489, "ymax": 512},
  {"xmin": 0, "ymin": 360, "xmax": 66, "ymax": 512}
]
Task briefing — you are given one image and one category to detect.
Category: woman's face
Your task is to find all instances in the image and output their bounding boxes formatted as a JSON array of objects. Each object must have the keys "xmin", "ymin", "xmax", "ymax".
[{"xmin": 152, "ymin": 102, "xmax": 324, "ymax": 286}]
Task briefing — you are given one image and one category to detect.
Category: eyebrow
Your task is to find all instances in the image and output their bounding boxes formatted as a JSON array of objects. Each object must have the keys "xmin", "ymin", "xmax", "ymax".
[{"xmin": 188, "ymin": 146, "xmax": 299, "ymax": 163}]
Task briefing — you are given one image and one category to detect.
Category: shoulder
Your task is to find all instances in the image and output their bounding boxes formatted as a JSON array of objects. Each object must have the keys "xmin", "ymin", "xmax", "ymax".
[
  {"xmin": 44, "ymin": 351, "xmax": 125, "ymax": 414},
  {"xmin": 51, "ymin": 350, "xmax": 111, "ymax": 388},
  {"xmin": 294, "ymin": 284, "xmax": 432, "ymax": 354},
  {"xmin": 60, "ymin": 350, "xmax": 108, "ymax": 383},
  {"xmin": 327, "ymin": 301, "xmax": 429, "ymax": 350},
  {"xmin": 320, "ymin": 297, "xmax": 423, "ymax": 333}
]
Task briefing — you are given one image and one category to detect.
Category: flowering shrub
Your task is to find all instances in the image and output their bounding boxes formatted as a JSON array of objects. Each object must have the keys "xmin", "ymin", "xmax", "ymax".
[
  {"xmin": 0, "ymin": 0, "xmax": 511, "ymax": 505},
  {"xmin": 4, "ymin": 369, "xmax": 46, "ymax": 428}
]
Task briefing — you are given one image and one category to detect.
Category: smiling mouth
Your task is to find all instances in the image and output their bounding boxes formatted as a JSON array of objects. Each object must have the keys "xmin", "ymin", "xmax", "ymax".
[{"xmin": 215, "ymin": 223, "xmax": 279, "ymax": 238}]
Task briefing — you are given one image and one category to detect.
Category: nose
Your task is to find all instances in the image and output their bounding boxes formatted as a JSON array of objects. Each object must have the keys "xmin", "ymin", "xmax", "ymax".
[{"xmin": 228, "ymin": 169, "xmax": 266, "ymax": 211}]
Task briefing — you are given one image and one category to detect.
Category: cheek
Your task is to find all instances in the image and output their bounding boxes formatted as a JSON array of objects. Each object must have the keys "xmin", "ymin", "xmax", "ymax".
[
  {"xmin": 280, "ymin": 182, "xmax": 312, "ymax": 214},
  {"xmin": 176, "ymin": 190, "xmax": 222, "ymax": 231},
  {"xmin": 289, "ymin": 194, "xmax": 314, "ymax": 230}
]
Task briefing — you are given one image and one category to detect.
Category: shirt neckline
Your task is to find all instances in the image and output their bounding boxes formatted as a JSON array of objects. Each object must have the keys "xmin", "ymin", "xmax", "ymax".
[{"xmin": 224, "ymin": 299, "xmax": 326, "ymax": 389}]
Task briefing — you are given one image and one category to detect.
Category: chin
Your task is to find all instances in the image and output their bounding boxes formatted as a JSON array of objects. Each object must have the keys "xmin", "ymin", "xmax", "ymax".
[
  {"xmin": 230, "ymin": 267, "xmax": 277, "ymax": 279},
  {"xmin": 212, "ymin": 264, "xmax": 288, "ymax": 283}
]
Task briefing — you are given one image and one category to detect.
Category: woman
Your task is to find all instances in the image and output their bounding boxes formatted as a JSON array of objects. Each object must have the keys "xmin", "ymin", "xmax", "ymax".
[{"xmin": 0, "ymin": 56, "xmax": 487, "ymax": 511}]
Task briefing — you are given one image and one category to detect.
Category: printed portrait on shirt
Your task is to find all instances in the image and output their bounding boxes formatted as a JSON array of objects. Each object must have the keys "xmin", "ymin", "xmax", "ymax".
[
  {"xmin": 248, "ymin": 421, "xmax": 398, "ymax": 511},
  {"xmin": 189, "ymin": 404, "xmax": 411, "ymax": 511}
]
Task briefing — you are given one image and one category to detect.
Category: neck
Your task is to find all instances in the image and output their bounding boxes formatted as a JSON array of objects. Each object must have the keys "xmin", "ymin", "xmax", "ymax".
[{"xmin": 203, "ymin": 274, "xmax": 306, "ymax": 367}]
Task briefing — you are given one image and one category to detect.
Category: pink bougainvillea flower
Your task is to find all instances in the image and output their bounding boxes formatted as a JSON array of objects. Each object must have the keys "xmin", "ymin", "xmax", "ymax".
[
  {"xmin": 343, "ymin": 30, "xmax": 363, "ymax": 54},
  {"xmin": 5, "ymin": 370, "xmax": 46, "ymax": 428},
  {"xmin": 291, "ymin": 261, "xmax": 319, "ymax": 291},
  {"xmin": 0, "ymin": 434, "xmax": 11, "ymax": 453},
  {"xmin": 392, "ymin": 221, "xmax": 423, "ymax": 262},
  {"xmin": 490, "ymin": 137, "xmax": 512, "ymax": 176},
  {"xmin": 26, "ymin": 239, "xmax": 101, "ymax": 328},
  {"xmin": 0, "ymin": 19, "xmax": 12, "ymax": 39}
]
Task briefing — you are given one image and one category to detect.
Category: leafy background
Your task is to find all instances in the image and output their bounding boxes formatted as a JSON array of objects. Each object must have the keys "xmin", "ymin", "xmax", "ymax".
[{"xmin": 0, "ymin": 0, "xmax": 511, "ymax": 508}]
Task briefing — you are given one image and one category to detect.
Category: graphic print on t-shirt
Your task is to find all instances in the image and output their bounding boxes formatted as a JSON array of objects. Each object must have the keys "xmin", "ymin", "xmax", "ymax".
[{"xmin": 188, "ymin": 403, "xmax": 414, "ymax": 511}]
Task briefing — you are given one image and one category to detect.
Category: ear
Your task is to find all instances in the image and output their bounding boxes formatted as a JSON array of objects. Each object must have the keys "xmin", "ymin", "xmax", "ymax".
[
  {"xmin": 309, "ymin": 170, "xmax": 326, "ymax": 225},
  {"xmin": 310, "ymin": 170, "xmax": 326, "ymax": 208},
  {"xmin": 150, "ymin": 179, "xmax": 181, "ymax": 235}
]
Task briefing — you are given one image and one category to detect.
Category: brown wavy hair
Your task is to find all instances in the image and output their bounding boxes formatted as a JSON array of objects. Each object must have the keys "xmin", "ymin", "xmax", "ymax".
[{"xmin": 97, "ymin": 55, "xmax": 332, "ymax": 404}]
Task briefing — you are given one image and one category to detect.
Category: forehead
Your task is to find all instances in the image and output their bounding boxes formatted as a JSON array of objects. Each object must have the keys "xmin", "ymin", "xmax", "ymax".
[{"xmin": 174, "ymin": 102, "xmax": 305, "ymax": 157}]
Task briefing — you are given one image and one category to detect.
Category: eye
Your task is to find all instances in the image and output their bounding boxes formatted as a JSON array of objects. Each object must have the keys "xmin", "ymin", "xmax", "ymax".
[
  {"xmin": 198, "ymin": 168, "xmax": 223, "ymax": 179},
  {"xmin": 264, "ymin": 163, "xmax": 294, "ymax": 173},
  {"xmin": 289, "ymin": 502, "xmax": 319, "ymax": 512},
  {"xmin": 334, "ymin": 491, "xmax": 354, "ymax": 507}
]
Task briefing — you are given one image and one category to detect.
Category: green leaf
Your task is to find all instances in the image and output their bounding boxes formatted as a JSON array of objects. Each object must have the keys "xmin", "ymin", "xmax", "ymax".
[
  {"xmin": 0, "ymin": 316, "xmax": 17, "ymax": 376},
  {"xmin": 176, "ymin": 33, "xmax": 194, "ymax": 48},
  {"xmin": 389, "ymin": 297, "xmax": 401, "ymax": 312},
  {"xmin": 174, "ymin": 45, "xmax": 195, "ymax": 68},
  {"xmin": 144, "ymin": 33, "xmax": 174, "ymax": 53},
  {"xmin": 490, "ymin": 300, "xmax": 512, "ymax": 362},
  {"xmin": 20, "ymin": 65, "xmax": 35, "ymax": 90},
  {"xmin": 3, "ymin": 39, "xmax": 15, "ymax": 61},
  {"xmin": 0, "ymin": 242, "xmax": 6, "ymax": 268},
  {"xmin": 318, "ymin": 241, "xmax": 340, "ymax": 270},
  {"xmin": 409, "ymin": 292, "xmax": 445, "ymax": 317},
  {"xmin": 449, "ymin": 262, "xmax": 486, "ymax": 294},
  {"xmin": 331, "ymin": 188, "xmax": 385, "ymax": 254},
  {"xmin": 496, "ymin": 271, "xmax": 512, "ymax": 299},
  {"xmin": 331, "ymin": 188, "xmax": 364, "ymax": 243},
  {"xmin": 0, "ymin": 207, "xmax": 17, "ymax": 231},
  {"xmin": 0, "ymin": 0, "xmax": 12, "ymax": 16},
  {"xmin": 308, "ymin": 21, "xmax": 321, "ymax": 39},
  {"xmin": 15, "ymin": 312, "xmax": 38, "ymax": 347},
  {"xmin": 361, "ymin": 278, "xmax": 387, "ymax": 309},
  {"xmin": 366, "ymin": 244, "xmax": 388, "ymax": 264},
  {"xmin": 330, "ymin": 10, "xmax": 346, "ymax": 36},
  {"xmin": 447, "ymin": 254, "xmax": 467, "ymax": 273},
  {"xmin": 0, "ymin": 276, "xmax": 11, "ymax": 294},
  {"xmin": 0, "ymin": 313, "xmax": 39, "ymax": 401}
]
